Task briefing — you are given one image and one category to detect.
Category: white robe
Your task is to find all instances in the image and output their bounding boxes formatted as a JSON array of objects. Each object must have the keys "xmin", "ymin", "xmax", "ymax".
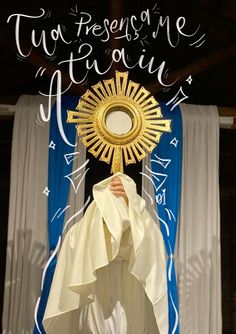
[{"xmin": 43, "ymin": 173, "xmax": 168, "ymax": 334}]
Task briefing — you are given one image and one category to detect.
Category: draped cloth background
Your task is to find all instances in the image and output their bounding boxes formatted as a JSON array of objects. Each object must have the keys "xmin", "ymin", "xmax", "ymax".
[
  {"xmin": 3, "ymin": 98, "xmax": 222, "ymax": 334},
  {"xmin": 143, "ymin": 103, "xmax": 221, "ymax": 334},
  {"xmin": 2, "ymin": 96, "xmax": 87, "ymax": 334},
  {"xmin": 2, "ymin": 96, "xmax": 50, "ymax": 334},
  {"xmin": 34, "ymin": 96, "xmax": 79, "ymax": 334},
  {"xmin": 177, "ymin": 104, "xmax": 221, "ymax": 334},
  {"xmin": 142, "ymin": 103, "xmax": 182, "ymax": 334}
]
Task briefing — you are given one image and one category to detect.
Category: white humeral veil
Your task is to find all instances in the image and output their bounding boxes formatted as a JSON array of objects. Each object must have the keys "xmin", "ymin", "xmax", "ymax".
[{"xmin": 43, "ymin": 173, "xmax": 168, "ymax": 334}]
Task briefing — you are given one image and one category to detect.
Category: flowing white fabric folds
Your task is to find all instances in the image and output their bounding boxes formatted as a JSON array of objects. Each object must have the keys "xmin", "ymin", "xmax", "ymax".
[
  {"xmin": 177, "ymin": 104, "xmax": 221, "ymax": 334},
  {"xmin": 43, "ymin": 173, "xmax": 168, "ymax": 334},
  {"xmin": 142, "ymin": 103, "xmax": 222, "ymax": 334},
  {"xmin": 3, "ymin": 95, "xmax": 50, "ymax": 334},
  {"xmin": 3, "ymin": 95, "xmax": 87, "ymax": 334}
]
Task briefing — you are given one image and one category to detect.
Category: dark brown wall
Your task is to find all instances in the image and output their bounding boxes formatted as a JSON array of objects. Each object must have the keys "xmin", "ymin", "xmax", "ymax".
[{"xmin": 220, "ymin": 129, "xmax": 236, "ymax": 334}]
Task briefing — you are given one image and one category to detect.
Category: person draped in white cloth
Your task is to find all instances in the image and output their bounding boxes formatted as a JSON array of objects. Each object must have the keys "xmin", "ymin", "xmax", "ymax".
[{"xmin": 43, "ymin": 173, "xmax": 169, "ymax": 334}]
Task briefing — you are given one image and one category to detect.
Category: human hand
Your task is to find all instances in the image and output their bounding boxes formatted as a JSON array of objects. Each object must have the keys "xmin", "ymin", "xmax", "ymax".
[{"xmin": 110, "ymin": 176, "xmax": 128, "ymax": 205}]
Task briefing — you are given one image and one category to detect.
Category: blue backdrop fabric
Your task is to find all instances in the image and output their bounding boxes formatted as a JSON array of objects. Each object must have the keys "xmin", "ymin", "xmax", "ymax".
[
  {"xmin": 34, "ymin": 96, "xmax": 78, "ymax": 334},
  {"xmin": 150, "ymin": 102, "xmax": 182, "ymax": 334},
  {"xmin": 34, "ymin": 98, "xmax": 182, "ymax": 334}
]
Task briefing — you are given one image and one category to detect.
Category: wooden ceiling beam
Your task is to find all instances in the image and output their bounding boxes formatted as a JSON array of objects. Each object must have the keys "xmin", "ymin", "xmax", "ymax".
[
  {"xmin": 218, "ymin": 107, "xmax": 236, "ymax": 118},
  {"xmin": 2, "ymin": 34, "xmax": 87, "ymax": 96},
  {"xmin": 177, "ymin": 0, "xmax": 236, "ymax": 36},
  {"xmin": 146, "ymin": 44, "xmax": 236, "ymax": 95}
]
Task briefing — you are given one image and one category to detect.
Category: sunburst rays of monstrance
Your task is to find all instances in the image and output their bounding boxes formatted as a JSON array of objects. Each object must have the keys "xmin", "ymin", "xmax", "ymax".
[{"xmin": 67, "ymin": 71, "xmax": 171, "ymax": 174}]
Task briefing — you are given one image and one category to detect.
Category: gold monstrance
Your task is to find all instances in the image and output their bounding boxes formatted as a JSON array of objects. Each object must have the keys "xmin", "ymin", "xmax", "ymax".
[{"xmin": 67, "ymin": 71, "xmax": 171, "ymax": 174}]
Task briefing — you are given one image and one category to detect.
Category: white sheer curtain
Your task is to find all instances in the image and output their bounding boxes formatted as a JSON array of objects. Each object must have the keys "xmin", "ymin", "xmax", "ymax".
[
  {"xmin": 142, "ymin": 104, "xmax": 221, "ymax": 334},
  {"xmin": 3, "ymin": 95, "xmax": 87, "ymax": 334},
  {"xmin": 3, "ymin": 95, "xmax": 50, "ymax": 334},
  {"xmin": 177, "ymin": 104, "xmax": 221, "ymax": 334}
]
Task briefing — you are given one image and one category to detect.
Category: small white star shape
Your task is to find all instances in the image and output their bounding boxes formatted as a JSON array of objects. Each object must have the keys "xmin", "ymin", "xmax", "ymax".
[
  {"xmin": 170, "ymin": 137, "xmax": 179, "ymax": 147},
  {"xmin": 49, "ymin": 141, "xmax": 56, "ymax": 150},
  {"xmin": 186, "ymin": 75, "xmax": 193, "ymax": 85},
  {"xmin": 43, "ymin": 187, "xmax": 50, "ymax": 197}
]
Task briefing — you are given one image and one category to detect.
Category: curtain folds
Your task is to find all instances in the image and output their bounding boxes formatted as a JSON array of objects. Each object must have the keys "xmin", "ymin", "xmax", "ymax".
[
  {"xmin": 142, "ymin": 103, "xmax": 221, "ymax": 334},
  {"xmin": 3, "ymin": 96, "xmax": 50, "ymax": 334},
  {"xmin": 3, "ymin": 97, "xmax": 221, "ymax": 334},
  {"xmin": 142, "ymin": 103, "xmax": 182, "ymax": 334},
  {"xmin": 34, "ymin": 96, "xmax": 78, "ymax": 334},
  {"xmin": 177, "ymin": 104, "xmax": 221, "ymax": 334},
  {"xmin": 3, "ymin": 95, "xmax": 87, "ymax": 334}
]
